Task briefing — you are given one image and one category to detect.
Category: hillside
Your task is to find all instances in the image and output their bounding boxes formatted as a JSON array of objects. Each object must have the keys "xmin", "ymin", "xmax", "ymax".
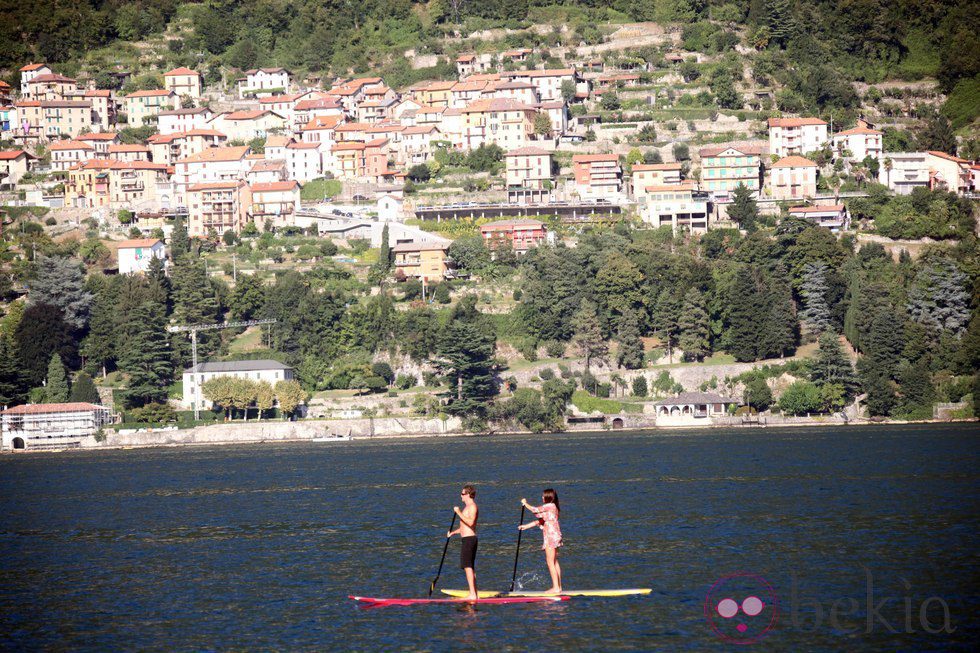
[{"xmin": 2, "ymin": 1, "xmax": 977, "ymax": 135}]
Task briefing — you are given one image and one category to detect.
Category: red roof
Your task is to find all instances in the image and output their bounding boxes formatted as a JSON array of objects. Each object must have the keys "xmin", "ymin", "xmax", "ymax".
[
  {"xmin": 108, "ymin": 144, "xmax": 150, "ymax": 153},
  {"xmin": 116, "ymin": 238, "xmax": 163, "ymax": 248},
  {"xmin": 125, "ymin": 89, "xmax": 174, "ymax": 98},
  {"xmin": 178, "ymin": 145, "xmax": 250, "ymax": 163},
  {"xmin": 772, "ymin": 155, "xmax": 817, "ymax": 168},
  {"xmin": 79, "ymin": 132, "xmax": 119, "ymax": 141},
  {"xmin": 835, "ymin": 126, "xmax": 882, "ymax": 136},
  {"xmin": 0, "ymin": 150, "xmax": 29, "ymax": 160},
  {"xmin": 84, "ymin": 90, "xmax": 112, "ymax": 97},
  {"xmin": 19, "ymin": 63, "xmax": 49, "ymax": 72},
  {"xmin": 506, "ymin": 146, "xmax": 551, "ymax": 156},
  {"xmin": 225, "ymin": 110, "xmax": 278, "ymax": 120},
  {"xmin": 30, "ymin": 73, "xmax": 76, "ymax": 84},
  {"xmin": 633, "ymin": 163, "xmax": 683, "ymax": 171},
  {"xmin": 768, "ymin": 117, "xmax": 827, "ymax": 128},
  {"xmin": 573, "ymin": 154, "xmax": 619, "ymax": 163},
  {"xmin": 788, "ymin": 205, "xmax": 844, "ymax": 214},
  {"xmin": 250, "ymin": 181, "xmax": 299, "ymax": 192},
  {"xmin": 189, "ymin": 181, "xmax": 243, "ymax": 191},
  {"xmin": 286, "ymin": 142, "xmax": 320, "ymax": 150},
  {"xmin": 926, "ymin": 150, "xmax": 970, "ymax": 164},
  {"xmin": 48, "ymin": 140, "xmax": 93, "ymax": 151},
  {"xmin": 164, "ymin": 67, "xmax": 200, "ymax": 77},
  {"xmin": 699, "ymin": 145, "xmax": 763, "ymax": 157},
  {"xmin": 1, "ymin": 402, "xmax": 105, "ymax": 415}
]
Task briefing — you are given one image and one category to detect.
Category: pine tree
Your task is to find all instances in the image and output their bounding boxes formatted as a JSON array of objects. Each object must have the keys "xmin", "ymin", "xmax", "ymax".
[
  {"xmin": 147, "ymin": 255, "xmax": 171, "ymax": 308},
  {"xmin": 897, "ymin": 358, "xmax": 936, "ymax": 414},
  {"xmin": 865, "ymin": 305, "xmax": 905, "ymax": 377},
  {"xmin": 81, "ymin": 283, "xmax": 119, "ymax": 378},
  {"xmin": 15, "ymin": 303, "xmax": 77, "ymax": 387},
  {"xmin": 0, "ymin": 334, "xmax": 28, "ymax": 407},
  {"xmin": 907, "ymin": 259, "xmax": 971, "ymax": 336},
  {"xmin": 69, "ymin": 372, "xmax": 101, "ymax": 404},
  {"xmin": 765, "ymin": 0, "xmax": 797, "ymax": 47},
  {"xmin": 727, "ymin": 183, "xmax": 759, "ymax": 232},
  {"xmin": 435, "ymin": 296, "xmax": 498, "ymax": 416},
  {"xmin": 28, "ymin": 256, "xmax": 93, "ymax": 331},
  {"xmin": 118, "ymin": 302, "xmax": 173, "ymax": 407},
  {"xmin": 651, "ymin": 288, "xmax": 681, "ymax": 363},
  {"xmin": 724, "ymin": 268, "xmax": 764, "ymax": 362},
  {"xmin": 171, "ymin": 215, "xmax": 190, "ymax": 258},
  {"xmin": 45, "ymin": 353, "xmax": 69, "ymax": 403},
  {"xmin": 760, "ymin": 268, "xmax": 798, "ymax": 359},
  {"xmin": 799, "ymin": 261, "xmax": 831, "ymax": 335},
  {"xmin": 810, "ymin": 332, "xmax": 858, "ymax": 398},
  {"xmin": 678, "ymin": 288, "xmax": 711, "ymax": 361},
  {"xmin": 916, "ymin": 109, "xmax": 957, "ymax": 155},
  {"xmin": 615, "ymin": 308, "xmax": 645, "ymax": 369},
  {"xmin": 170, "ymin": 256, "xmax": 222, "ymax": 363},
  {"xmin": 572, "ymin": 299, "xmax": 608, "ymax": 370}
]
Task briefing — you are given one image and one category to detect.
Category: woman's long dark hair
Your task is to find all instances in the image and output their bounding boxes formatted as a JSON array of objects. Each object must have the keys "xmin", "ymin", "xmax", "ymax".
[{"xmin": 543, "ymin": 488, "xmax": 559, "ymax": 514}]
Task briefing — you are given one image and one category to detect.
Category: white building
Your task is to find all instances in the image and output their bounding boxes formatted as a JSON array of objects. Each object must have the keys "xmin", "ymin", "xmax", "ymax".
[
  {"xmin": 182, "ymin": 360, "xmax": 294, "ymax": 410},
  {"xmin": 653, "ymin": 392, "xmax": 738, "ymax": 427},
  {"xmin": 377, "ymin": 194, "xmax": 404, "ymax": 222},
  {"xmin": 157, "ymin": 107, "xmax": 214, "ymax": 135},
  {"xmin": 237, "ymin": 68, "xmax": 291, "ymax": 98},
  {"xmin": 768, "ymin": 117, "xmax": 828, "ymax": 158},
  {"xmin": 831, "ymin": 120, "xmax": 883, "ymax": 162},
  {"xmin": 116, "ymin": 238, "xmax": 167, "ymax": 274},
  {"xmin": 1, "ymin": 402, "xmax": 114, "ymax": 451},
  {"xmin": 163, "ymin": 67, "xmax": 203, "ymax": 99}
]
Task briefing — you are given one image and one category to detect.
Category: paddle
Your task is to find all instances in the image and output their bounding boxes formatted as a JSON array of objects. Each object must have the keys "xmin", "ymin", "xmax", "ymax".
[
  {"xmin": 428, "ymin": 512, "xmax": 457, "ymax": 597},
  {"xmin": 509, "ymin": 505, "xmax": 526, "ymax": 593}
]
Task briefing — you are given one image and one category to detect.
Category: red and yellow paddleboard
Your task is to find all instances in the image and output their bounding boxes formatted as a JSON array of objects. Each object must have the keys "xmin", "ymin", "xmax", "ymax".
[{"xmin": 349, "ymin": 595, "xmax": 568, "ymax": 606}]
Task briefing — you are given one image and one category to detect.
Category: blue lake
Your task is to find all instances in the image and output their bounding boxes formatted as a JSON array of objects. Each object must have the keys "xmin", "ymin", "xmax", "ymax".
[{"xmin": 1, "ymin": 424, "xmax": 978, "ymax": 651}]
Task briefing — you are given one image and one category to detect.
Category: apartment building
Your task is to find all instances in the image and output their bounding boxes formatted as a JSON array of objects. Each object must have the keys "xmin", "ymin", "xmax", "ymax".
[
  {"xmin": 393, "ymin": 241, "xmax": 453, "ymax": 281},
  {"xmin": 631, "ymin": 163, "xmax": 683, "ymax": 199},
  {"xmin": 479, "ymin": 219, "xmax": 548, "ymax": 255},
  {"xmin": 173, "ymin": 145, "xmax": 251, "ymax": 203},
  {"xmin": 78, "ymin": 132, "xmax": 120, "ymax": 157},
  {"xmin": 163, "ymin": 67, "xmax": 203, "ymax": 98},
  {"xmin": 787, "ymin": 205, "xmax": 849, "ymax": 231},
  {"xmin": 572, "ymin": 153, "xmax": 623, "ymax": 199},
  {"xmin": 461, "ymin": 98, "xmax": 538, "ymax": 151},
  {"xmin": 831, "ymin": 119, "xmax": 883, "ymax": 162},
  {"xmin": 923, "ymin": 150, "xmax": 973, "ymax": 194},
  {"xmin": 147, "ymin": 129, "xmax": 227, "ymax": 166},
  {"xmin": 182, "ymin": 360, "xmax": 293, "ymax": 410},
  {"xmin": 65, "ymin": 159, "xmax": 172, "ymax": 210},
  {"xmin": 107, "ymin": 143, "xmax": 151, "ymax": 163},
  {"xmin": 399, "ymin": 125, "xmax": 440, "ymax": 165},
  {"xmin": 0, "ymin": 150, "xmax": 35, "ymax": 186},
  {"xmin": 768, "ymin": 117, "xmax": 828, "ymax": 158},
  {"xmin": 49, "ymin": 140, "xmax": 95, "ymax": 171},
  {"xmin": 770, "ymin": 155, "xmax": 818, "ymax": 200},
  {"xmin": 124, "ymin": 89, "xmax": 179, "ymax": 127},
  {"xmin": 504, "ymin": 146, "xmax": 553, "ymax": 203},
  {"xmin": 209, "ymin": 110, "xmax": 287, "ymax": 141},
  {"xmin": 284, "ymin": 141, "xmax": 322, "ymax": 182},
  {"xmin": 19, "ymin": 63, "xmax": 52, "ymax": 96},
  {"xmin": 698, "ymin": 145, "xmax": 764, "ymax": 196},
  {"xmin": 640, "ymin": 182, "xmax": 711, "ymax": 233},
  {"xmin": 248, "ymin": 180, "xmax": 301, "ymax": 230},
  {"xmin": 24, "ymin": 73, "xmax": 78, "ymax": 100},
  {"xmin": 157, "ymin": 107, "xmax": 214, "ymax": 134},
  {"xmin": 186, "ymin": 180, "xmax": 251, "ymax": 236},
  {"xmin": 501, "ymin": 69, "xmax": 576, "ymax": 102}
]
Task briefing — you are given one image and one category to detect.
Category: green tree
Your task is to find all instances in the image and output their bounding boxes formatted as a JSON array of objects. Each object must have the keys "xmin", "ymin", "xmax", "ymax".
[
  {"xmin": 0, "ymin": 334, "xmax": 29, "ymax": 407},
  {"xmin": 799, "ymin": 261, "xmax": 831, "ymax": 335},
  {"xmin": 171, "ymin": 256, "xmax": 222, "ymax": 363},
  {"xmin": 44, "ymin": 353, "xmax": 70, "ymax": 402},
  {"xmin": 810, "ymin": 332, "xmax": 859, "ymax": 399},
  {"xmin": 28, "ymin": 256, "xmax": 93, "ymax": 331},
  {"xmin": 118, "ymin": 302, "xmax": 172, "ymax": 407},
  {"xmin": 916, "ymin": 108, "xmax": 957, "ymax": 154},
  {"xmin": 778, "ymin": 380, "xmax": 822, "ymax": 415},
  {"xmin": 678, "ymin": 288, "xmax": 711, "ymax": 361},
  {"xmin": 435, "ymin": 296, "xmax": 498, "ymax": 416},
  {"xmin": 632, "ymin": 375, "xmax": 648, "ymax": 397},
  {"xmin": 275, "ymin": 379, "xmax": 308, "ymax": 418},
  {"xmin": 170, "ymin": 215, "xmax": 190, "ymax": 258},
  {"xmin": 760, "ymin": 268, "xmax": 797, "ymax": 359},
  {"xmin": 601, "ymin": 91, "xmax": 621, "ymax": 111},
  {"xmin": 15, "ymin": 303, "xmax": 77, "ymax": 388},
  {"xmin": 253, "ymin": 380, "xmax": 275, "ymax": 419},
  {"xmin": 69, "ymin": 371, "xmax": 101, "ymax": 404},
  {"xmin": 615, "ymin": 308, "xmax": 645, "ymax": 369},
  {"xmin": 572, "ymin": 299, "xmax": 608, "ymax": 371},
  {"xmin": 229, "ymin": 273, "xmax": 266, "ymax": 320},
  {"xmin": 203, "ymin": 376, "xmax": 236, "ymax": 419},
  {"xmin": 906, "ymin": 259, "xmax": 970, "ymax": 336},
  {"xmin": 743, "ymin": 375, "xmax": 773, "ymax": 411},
  {"xmin": 533, "ymin": 112, "xmax": 553, "ymax": 137},
  {"xmin": 561, "ymin": 79, "xmax": 577, "ymax": 103},
  {"xmin": 727, "ymin": 183, "xmax": 759, "ymax": 231}
]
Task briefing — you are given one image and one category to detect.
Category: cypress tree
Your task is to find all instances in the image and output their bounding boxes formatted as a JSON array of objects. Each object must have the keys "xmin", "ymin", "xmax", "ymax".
[
  {"xmin": 651, "ymin": 288, "xmax": 682, "ymax": 363},
  {"xmin": 45, "ymin": 353, "xmax": 70, "ymax": 403},
  {"xmin": 724, "ymin": 268, "xmax": 764, "ymax": 362},
  {"xmin": 678, "ymin": 288, "xmax": 711, "ymax": 361},
  {"xmin": 119, "ymin": 302, "xmax": 173, "ymax": 407},
  {"xmin": 727, "ymin": 183, "xmax": 759, "ymax": 232},
  {"xmin": 897, "ymin": 358, "xmax": 936, "ymax": 414},
  {"xmin": 615, "ymin": 308, "xmax": 645, "ymax": 369},
  {"xmin": 171, "ymin": 215, "xmax": 190, "ymax": 258},
  {"xmin": 761, "ymin": 268, "xmax": 798, "ymax": 359},
  {"xmin": 69, "ymin": 371, "xmax": 101, "ymax": 404},
  {"xmin": 810, "ymin": 332, "xmax": 859, "ymax": 398},
  {"xmin": 799, "ymin": 262, "xmax": 831, "ymax": 335},
  {"xmin": 15, "ymin": 303, "xmax": 78, "ymax": 387},
  {"xmin": 0, "ymin": 334, "xmax": 28, "ymax": 407},
  {"xmin": 81, "ymin": 283, "xmax": 119, "ymax": 378}
]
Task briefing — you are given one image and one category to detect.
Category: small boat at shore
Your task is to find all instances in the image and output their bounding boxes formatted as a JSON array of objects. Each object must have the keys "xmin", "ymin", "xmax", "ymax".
[{"xmin": 312, "ymin": 433, "xmax": 353, "ymax": 442}]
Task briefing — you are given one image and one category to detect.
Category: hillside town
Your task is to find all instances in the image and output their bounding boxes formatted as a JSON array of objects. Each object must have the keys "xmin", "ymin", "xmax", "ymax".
[{"xmin": 0, "ymin": 22, "xmax": 977, "ymax": 451}]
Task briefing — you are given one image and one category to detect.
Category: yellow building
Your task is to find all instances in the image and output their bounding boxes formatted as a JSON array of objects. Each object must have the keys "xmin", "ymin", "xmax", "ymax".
[
  {"xmin": 187, "ymin": 180, "xmax": 251, "ymax": 237},
  {"xmin": 393, "ymin": 241, "xmax": 453, "ymax": 281},
  {"xmin": 65, "ymin": 159, "xmax": 172, "ymax": 210},
  {"xmin": 163, "ymin": 67, "xmax": 203, "ymax": 99}
]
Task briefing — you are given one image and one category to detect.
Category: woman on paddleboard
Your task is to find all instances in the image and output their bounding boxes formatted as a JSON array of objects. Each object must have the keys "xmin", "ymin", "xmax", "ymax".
[{"xmin": 519, "ymin": 488, "xmax": 563, "ymax": 594}]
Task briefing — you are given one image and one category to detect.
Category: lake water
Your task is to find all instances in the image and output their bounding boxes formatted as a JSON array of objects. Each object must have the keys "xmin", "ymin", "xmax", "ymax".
[{"xmin": 1, "ymin": 424, "xmax": 978, "ymax": 651}]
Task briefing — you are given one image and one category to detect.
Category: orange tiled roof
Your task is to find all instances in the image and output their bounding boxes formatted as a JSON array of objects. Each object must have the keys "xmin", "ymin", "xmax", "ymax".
[{"xmin": 772, "ymin": 155, "xmax": 818, "ymax": 168}]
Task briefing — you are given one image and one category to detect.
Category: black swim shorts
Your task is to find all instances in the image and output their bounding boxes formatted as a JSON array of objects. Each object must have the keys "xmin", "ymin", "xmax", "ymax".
[{"xmin": 460, "ymin": 535, "xmax": 478, "ymax": 569}]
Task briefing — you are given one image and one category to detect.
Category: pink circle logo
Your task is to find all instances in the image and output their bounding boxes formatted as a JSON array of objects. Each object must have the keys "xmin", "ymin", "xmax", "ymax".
[{"xmin": 705, "ymin": 573, "xmax": 778, "ymax": 644}]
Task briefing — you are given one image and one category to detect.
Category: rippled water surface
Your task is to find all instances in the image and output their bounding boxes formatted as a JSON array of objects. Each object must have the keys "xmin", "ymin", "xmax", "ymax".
[{"xmin": 1, "ymin": 424, "xmax": 978, "ymax": 651}]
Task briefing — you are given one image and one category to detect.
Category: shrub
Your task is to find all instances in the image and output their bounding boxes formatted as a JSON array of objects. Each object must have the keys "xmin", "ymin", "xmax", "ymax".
[
  {"xmin": 395, "ymin": 374, "xmax": 417, "ymax": 390},
  {"xmin": 539, "ymin": 368, "xmax": 555, "ymax": 381},
  {"xmin": 544, "ymin": 340, "xmax": 566, "ymax": 358},
  {"xmin": 44, "ymin": 216, "xmax": 57, "ymax": 226},
  {"xmin": 517, "ymin": 338, "xmax": 538, "ymax": 361},
  {"xmin": 632, "ymin": 376, "xmax": 648, "ymax": 397},
  {"xmin": 371, "ymin": 361, "xmax": 395, "ymax": 385}
]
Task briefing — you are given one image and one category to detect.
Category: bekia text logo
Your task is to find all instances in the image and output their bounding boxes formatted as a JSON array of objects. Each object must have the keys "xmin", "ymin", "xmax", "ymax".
[{"xmin": 705, "ymin": 573, "xmax": 778, "ymax": 644}]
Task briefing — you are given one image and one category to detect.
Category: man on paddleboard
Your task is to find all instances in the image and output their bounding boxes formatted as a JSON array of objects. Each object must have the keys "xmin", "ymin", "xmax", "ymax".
[{"xmin": 447, "ymin": 484, "xmax": 479, "ymax": 600}]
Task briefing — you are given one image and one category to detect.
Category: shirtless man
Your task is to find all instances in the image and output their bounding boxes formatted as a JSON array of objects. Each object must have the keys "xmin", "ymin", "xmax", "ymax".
[{"xmin": 447, "ymin": 484, "xmax": 479, "ymax": 600}]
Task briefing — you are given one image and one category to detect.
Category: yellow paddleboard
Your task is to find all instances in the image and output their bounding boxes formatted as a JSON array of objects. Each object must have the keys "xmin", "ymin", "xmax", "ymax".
[{"xmin": 441, "ymin": 588, "xmax": 651, "ymax": 598}]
